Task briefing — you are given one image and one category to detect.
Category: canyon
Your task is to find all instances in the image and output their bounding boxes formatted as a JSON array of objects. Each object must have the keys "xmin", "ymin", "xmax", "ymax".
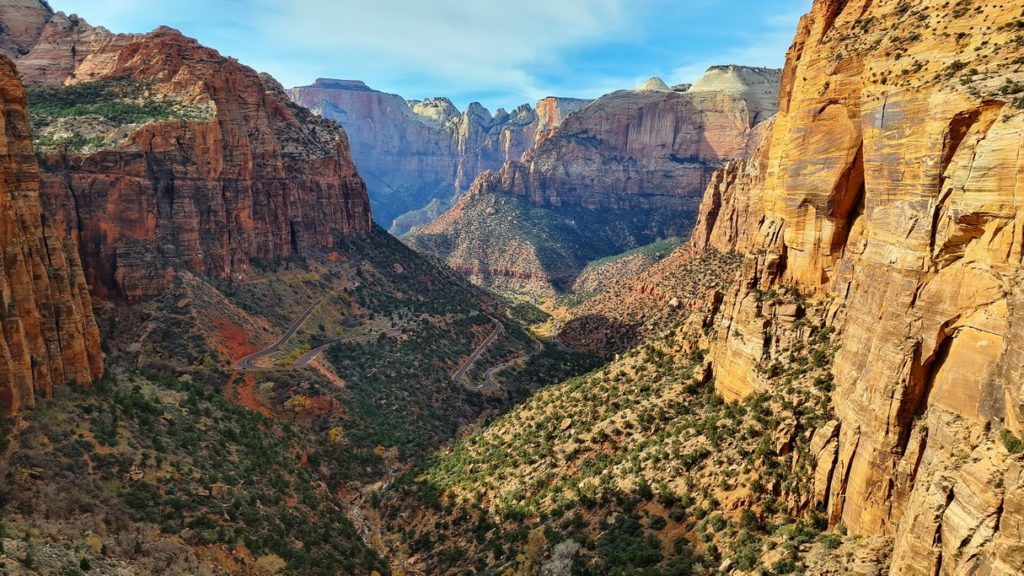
[
  {"xmin": 289, "ymin": 78, "xmax": 588, "ymax": 232},
  {"xmin": 407, "ymin": 67, "xmax": 781, "ymax": 296},
  {"xmin": 0, "ymin": 0, "xmax": 1022, "ymax": 574},
  {"xmin": 377, "ymin": 0, "xmax": 1024, "ymax": 573}
]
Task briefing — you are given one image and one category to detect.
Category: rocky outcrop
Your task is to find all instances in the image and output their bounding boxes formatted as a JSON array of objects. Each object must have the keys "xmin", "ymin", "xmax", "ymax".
[
  {"xmin": 7, "ymin": 9, "xmax": 111, "ymax": 86},
  {"xmin": 0, "ymin": 0, "xmax": 49, "ymax": 58},
  {"xmin": 688, "ymin": 65, "xmax": 780, "ymax": 124},
  {"xmin": 689, "ymin": 0, "xmax": 1024, "ymax": 572},
  {"xmin": 408, "ymin": 66, "xmax": 780, "ymax": 295},
  {"xmin": 473, "ymin": 67, "xmax": 779, "ymax": 215},
  {"xmin": 288, "ymin": 78, "xmax": 588, "ymax": 230},
  {"xmin": 3, "ymin": 5, "xmax": 372, "ymax": 302},
  {"xmin": 634, "ymin": 76, "xmax": 673, "ymax": 92},
  {"xmin": 0, "ymin": 54, "xmax": 101, "ymax": 414}
]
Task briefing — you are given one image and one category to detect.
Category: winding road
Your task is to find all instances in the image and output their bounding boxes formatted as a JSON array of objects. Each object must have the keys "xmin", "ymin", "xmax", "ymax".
[
  {"xmin": 233, "ymin": 270, "xmax": 361, "ymax": 372},
  {"xmin": 452, "ymin": 316, "xmax": 504, "ymax": 387},
  {"xmin": 452, "ymin": 315, "xmax": 549, "ymax": 393},
  {"xmin": 235, "ymin": 294, "xmax": 331, "ymax": 371},
  {"xmin": 234, "ymin": 293, "xmax": 323, "ymax": 368},
  {"xmin": 478, "ymin": 335, "xmax": 544, "ymax": 392}
]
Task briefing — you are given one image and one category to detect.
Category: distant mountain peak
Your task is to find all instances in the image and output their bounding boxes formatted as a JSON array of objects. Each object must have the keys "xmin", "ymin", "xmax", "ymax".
[
  {"xmin": 689, "ymin": 65, "xmax": 782, "ymax": 94},
  {"xmin": 311, "ymin": 78, "xmax": 376, "ymax": 92},
  {"xmin": 634, "ymin": 76, "xmax": 671, "ymax": 92}
]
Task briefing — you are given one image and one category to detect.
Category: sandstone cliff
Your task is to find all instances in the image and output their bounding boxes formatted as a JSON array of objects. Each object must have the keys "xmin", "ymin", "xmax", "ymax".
[
  {"xmin": 288, "ymin": 78, "xmax": 587, "ymax": 231},
  {"xmin": 407, "ymin": 66, "xmax": 780, "ymax": 296},
  {"xmin": 3, "ymin": 5, "xmax": 373, "ymax": 302},
  {"xmin": 0, "ymin": 0, "xmax": 48, "ymax": 58},
  {"xmin": 0, "ymin": 54, "xmax": 101, "ymax": 414},
  {"xmin": 688, "ymin": 0, "xmax": 1024, "ymax": 572},
  {"xmin": 475, "ymin": 67, "xmax": 779, "ymax": 214}
]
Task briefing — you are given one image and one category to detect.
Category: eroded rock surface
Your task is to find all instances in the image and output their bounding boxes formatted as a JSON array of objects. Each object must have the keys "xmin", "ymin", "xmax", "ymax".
[
  {"xmin": 4, "ymin": 4, "xmax": 373, "ymax": 301},
  {"xmin": 288, "ymin": 78, "xmax": 588, "ymax": 230},
  {"xmin": 408, "ymin": 66, "xmax": 780, "ymax": 295},
  {"xmin": 0, "ymin": 54, "xmax": 101, "ymax": 413},
  {"xmin": 689, "ymin": 0, "xmax": 1024, "ymax": 572}
]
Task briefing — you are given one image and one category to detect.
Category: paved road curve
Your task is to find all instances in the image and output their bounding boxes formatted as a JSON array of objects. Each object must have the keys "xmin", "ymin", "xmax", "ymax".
[
  {"xmin": 235, "ymin": 270, "xmax": 360, "ymax": 371},
  {"xmin": 235, "ymin": 295, "xmax": 329, "ymax": 371},
  {"xmin": 452, "ymin": 316, "xmax": 504, "ymax": 386},
  {"xmin": 478, "ymin": 335, "xmax": 544, "ymax": 392}
]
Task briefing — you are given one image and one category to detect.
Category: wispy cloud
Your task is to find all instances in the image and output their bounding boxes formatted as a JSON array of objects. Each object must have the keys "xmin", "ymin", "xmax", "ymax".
[
  {"xmin": 49, "ymin": 0, "xmax": 810, "ymax": 110},
  {"xmin": 667, "ymin": 5, "xmax": 811, "ymax": 85}
]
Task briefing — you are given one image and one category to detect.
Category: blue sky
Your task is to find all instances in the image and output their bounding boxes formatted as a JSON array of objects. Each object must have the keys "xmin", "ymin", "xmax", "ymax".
[{"xmin": 50, "ymin": 0, "xmax": 811, "ymax": 112}]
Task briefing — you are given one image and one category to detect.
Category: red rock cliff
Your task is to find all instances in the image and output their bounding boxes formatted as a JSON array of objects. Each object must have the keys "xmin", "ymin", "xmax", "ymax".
[
  {"xmin": 0, "ymin": 54, "xmax": 101, "ymax": 414},
  {"xmin": 472, "ymin": 68, "xmax": 780, "ymax": 222},
  {"xmin": 404, "ymin": 70, "xmax": 780, "ymax": 296},
  {"xmin": 5, "ymin": 7, "xmax": 372, "ymax": 301},
  {"xmin": 288, "ymin": 79, "xmax": 588, "ymax": 230},
  {"xmin": 691, "ymin": 0, "xmax": 1024, "ymax": 572}
]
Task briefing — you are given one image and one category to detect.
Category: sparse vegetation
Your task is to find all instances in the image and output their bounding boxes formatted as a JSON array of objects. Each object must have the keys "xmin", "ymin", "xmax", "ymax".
[
  {"xmin": 26, "ymin": 79, "xmax": 211, "ymax": 151},
  {"xmin": 407, "ymin": 190, "xmax": 697, "ymax": 298},
  {"xmin": 1002, "ymin": 429, "xmax": 1024, "ymax": 454},
  {"xmin": 382, "ymin": 284, "xmax": 843, "ymax": 573},
  {"xmin": 0, "ymin": 364, "xmax": 388, "ymax": 575}
]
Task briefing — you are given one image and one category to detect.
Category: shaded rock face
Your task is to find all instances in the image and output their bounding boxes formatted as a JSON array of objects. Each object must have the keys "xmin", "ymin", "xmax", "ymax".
[
  {"xmin": 5, "ymin": 6, "xmax": 372, "ymax": 302},
  {"xmin": 0, "ymin": 54, "xmax": 101, "ymax": 414},
  {"xmin": 476, "ymin": 71, "xmax": 779, "ymax": 215},
  {"xmin": 689, "ymin": 0, "xmax": 1024, "ymax": 572},
  {"xmin": 288, "ymin": 78, "xmax": 588, "ymax": 230},
  {"xmin": 0, "ymin": 0, "xmax": 49, "ymax": 58},
  {"xmin": 408, "ymin": 67, "xmax": 780, "ymax": 295}
]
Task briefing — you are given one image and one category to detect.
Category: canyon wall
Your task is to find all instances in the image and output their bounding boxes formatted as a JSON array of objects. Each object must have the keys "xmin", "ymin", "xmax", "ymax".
[
  {"xmin": 473, "ymin": 67, "xmax": 780, "ymax": 216},
  {"xmin": 0, "ymin": 54, "xmax": 101, "ymax": 414},
  {"xmin": 3, "ymin": 5, "xmax": 372, "ymax": 302},
  {"xmin": 288, "ymin": 79, "xmax": 588, "ymax": 230},
  {"xmin": 690, "ymin": 0, "xmax": 1024, "ymax": 572},
  {"xmin": 406, "ymin": 68, "xmax": 780, "ymax": 295}
]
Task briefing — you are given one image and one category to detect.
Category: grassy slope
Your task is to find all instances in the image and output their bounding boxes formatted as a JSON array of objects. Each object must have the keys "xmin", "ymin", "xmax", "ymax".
[
  {"xmin": 566, "ymin": 237, "xmax": 686, "ymax": 303},
  {"xmin": 101, "ymin": 228, "xmax": 549, "ymax": 483},
  {"xmin": 0, "ymin": 364, "xmax": 387, "ymax": 576},
  {"xmin": 26, "ymin": 79, "xmax": 212, "ymax": 152},
  {"xmin": 379, "ymin": 288, "xmax": 849, "ymax": 575},
  {"xmin": 557, "ymin": 249, "xmax": 743, "ymax": 357}
]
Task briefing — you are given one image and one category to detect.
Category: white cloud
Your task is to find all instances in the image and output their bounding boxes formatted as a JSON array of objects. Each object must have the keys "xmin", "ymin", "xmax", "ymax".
[
  {"xmin": 668, "ymin": 5, "xmax": 810, "ymax": 85},
  {"xmin": 246, "ymin": 0, "xmax": 632, "ymax": 99},
  {"xmin": 48, "ymin": 0, "xmax": 811, "ymax": 110}
]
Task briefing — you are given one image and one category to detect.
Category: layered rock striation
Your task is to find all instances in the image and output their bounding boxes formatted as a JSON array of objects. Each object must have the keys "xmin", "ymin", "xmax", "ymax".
[
  {"xmin": 688, "ymin": 0, "xmax": 1024, "ymax": 572},
  {"xmin": 408, "ymin": 66, "xmax": 781, "ymax": 295},
  {"xmin": 475, "ymin": 68, "xmax": 779, "ymax": 215},
  {"xmin": 0, "ymin": 54, "xmax": 101, "ymax": 414},
  {"xmin": 288, "ymin": 78, "xmax": 588, "ymax": 231},
  {"xmin": 3, "ymin": 4, "xmax": 372, "ymax": 301}
]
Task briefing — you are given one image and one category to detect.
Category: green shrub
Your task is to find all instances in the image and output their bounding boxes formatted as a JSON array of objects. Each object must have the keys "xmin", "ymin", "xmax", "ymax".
[
  {"xmin": 1001, "ymin": 429, "xmax": 1024, "ymax": 454},
  {"xmin": 772, "ymin": 558, "xmax": 798, "ymax": 574},
  {"xmin": 820, "ymin": 533, "xmax": 842, "ymax": 550}
]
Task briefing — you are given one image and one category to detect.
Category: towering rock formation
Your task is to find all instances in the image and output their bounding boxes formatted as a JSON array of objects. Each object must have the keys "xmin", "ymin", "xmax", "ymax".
[
  {"xmin": 0, "ymin": 54, "xmax": 101, "ymax": 414},
  {"xmin": 288, "ymin": 78, "xmax": 588, "ymax": 230},
  {"xmin": 474, "ymin": 66, "xmax": 780, "ymax": 213},
  {"xmin": 407, "ymin": 66, "xmax": 781, "ymax": 295},
  {"xmin": 0, "ymin": 0, "xmax": 48, "ymax": 57},
  {"xmin": 689, "ymin": 0, "xmax": 1024, "ymax": 572},
  {"xmin": 2, "ymin": 4, "xmax": 372, "ymax": 302}
]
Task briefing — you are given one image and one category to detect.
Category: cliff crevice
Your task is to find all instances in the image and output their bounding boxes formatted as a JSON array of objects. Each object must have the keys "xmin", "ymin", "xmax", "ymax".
[{"xmin": 0, "ymin": 53, "xmax": 101, "ymax": 414}]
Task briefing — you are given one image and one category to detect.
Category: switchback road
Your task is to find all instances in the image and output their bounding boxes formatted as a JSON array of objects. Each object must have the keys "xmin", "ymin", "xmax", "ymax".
[
  {"xmin": 235, "ymin": 294, "xmax": 329, "ymax": 371},
  {"xmin": 452, "ymin": 316, "xmax": 503, "ymax": 387}
]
